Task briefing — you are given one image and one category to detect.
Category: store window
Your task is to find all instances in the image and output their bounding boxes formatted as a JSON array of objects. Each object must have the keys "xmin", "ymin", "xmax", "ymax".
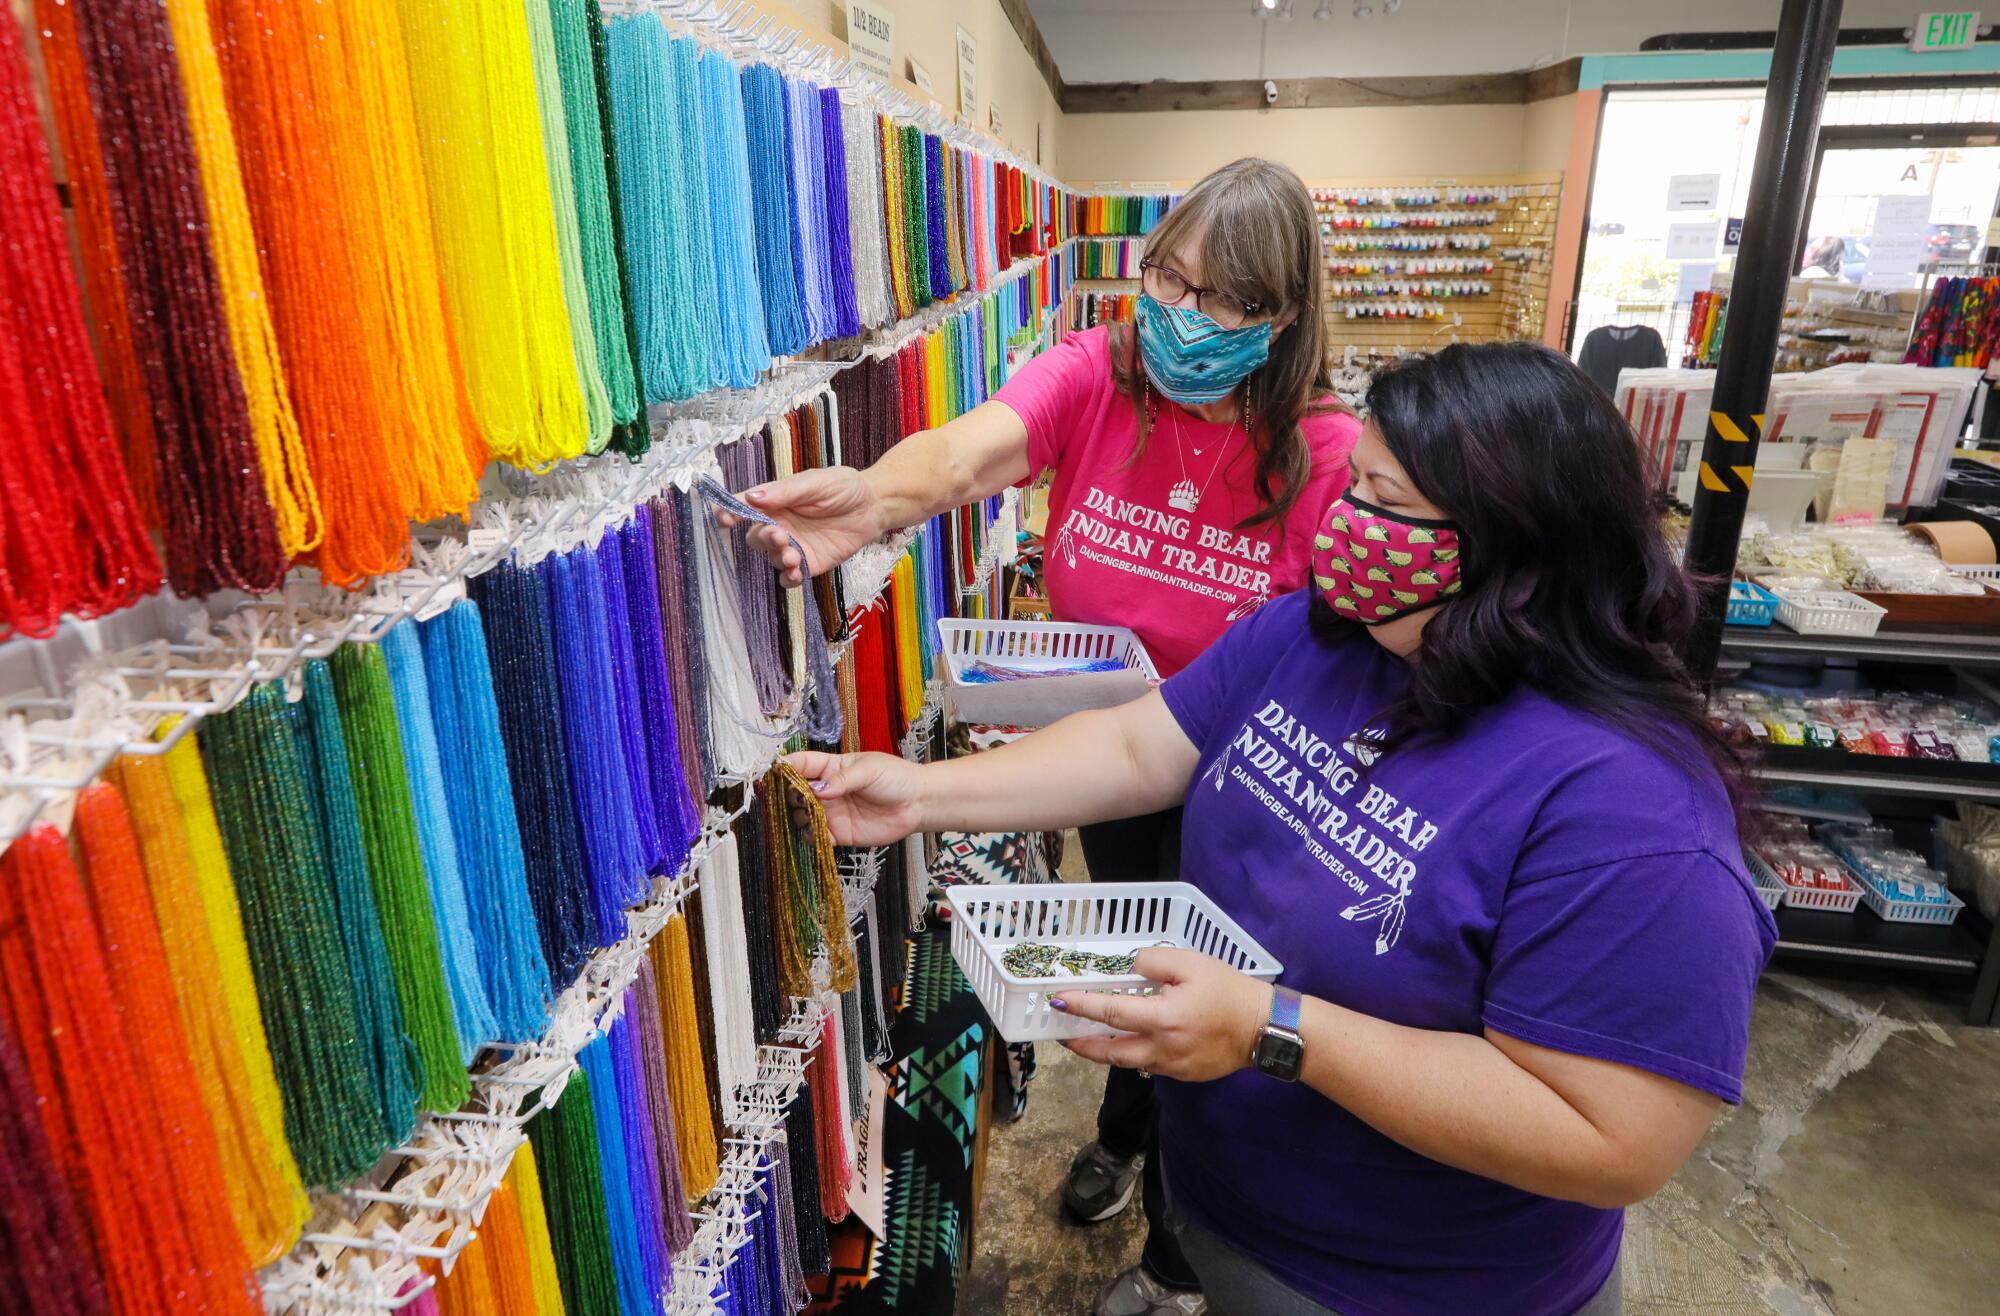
[{"xmin": 1570, "ymin": 82, "xmax": 2000, "ymax": 361}]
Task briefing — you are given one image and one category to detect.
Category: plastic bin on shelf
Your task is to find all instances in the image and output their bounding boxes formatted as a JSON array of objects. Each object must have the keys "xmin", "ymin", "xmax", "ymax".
[
  {"xmin": 1848, "ymin": 872, "xmax": 1967, "ymax": 925},
  {"xmin": 1742, "ymin": 849, "xmax": 1786, "ymax": 912},
  {"xmin": 937, "ymin": 618, "xmax": 1160, "ymax": 729},
  {"xmin": 945, "ymin": 882, "xmax": 1283, "ymax": 1043},
  {"xmin": 1772, "ymin": 588, "xmax": 1887, "ymax": 638},
  {"xmin": 1726, "ymin": 580, "xmax": 1780, "ymax": 627},
  {"xmin": 1745, "ymin": 848, "xmax": 1863, "ymax": 913}
]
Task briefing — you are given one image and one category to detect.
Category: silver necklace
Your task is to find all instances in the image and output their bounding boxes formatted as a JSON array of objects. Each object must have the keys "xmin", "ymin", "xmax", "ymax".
[{"xmin": 1167, "ymin": 405, "xmax": 1240, "ymax": 515}]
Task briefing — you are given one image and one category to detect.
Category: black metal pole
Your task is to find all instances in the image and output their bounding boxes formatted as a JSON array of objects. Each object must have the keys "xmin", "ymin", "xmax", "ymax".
[{"xmin": 1682, "ymin": 0, "xmax": 1845, "ymax": 680}]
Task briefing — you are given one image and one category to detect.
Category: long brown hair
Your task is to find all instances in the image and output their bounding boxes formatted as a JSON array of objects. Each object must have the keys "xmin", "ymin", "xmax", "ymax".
[{"xmin": 1108, "ymin": 157, "xmax": 1338, "ymax": 531}]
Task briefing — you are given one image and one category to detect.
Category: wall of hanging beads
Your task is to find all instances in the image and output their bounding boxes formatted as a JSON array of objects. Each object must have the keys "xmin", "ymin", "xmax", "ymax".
[
  {"xmin": 1072, "ymin": 290, "xmax": 1142, "ymax": 330},
  {"xmin": 1075, "ymin": 192, "xmax": 1182, "ymax": 236},
  {"xmin": 1310, "ymin": 175, "xmax": 1562, "ymax": 358},
  {"xmin": 0, "ymin": 0, "xmax": 1076, "ymax": 1309},
  {"xmin": 0, "ymin": 0, "xmax": 1071, "ymax": 636},
  {"xmin": 0, "ymin": 339, "xmax": 1031, "ymax": 1315},
  {"xmin": 1064, "ymin": 197, "xmax": 1174, "ymax": 330}
]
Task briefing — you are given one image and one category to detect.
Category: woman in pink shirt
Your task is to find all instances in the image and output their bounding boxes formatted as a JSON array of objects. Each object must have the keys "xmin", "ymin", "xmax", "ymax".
[{"xmin": 738, "ymin": 157, "xmax": 1359, "ymax": 1316}]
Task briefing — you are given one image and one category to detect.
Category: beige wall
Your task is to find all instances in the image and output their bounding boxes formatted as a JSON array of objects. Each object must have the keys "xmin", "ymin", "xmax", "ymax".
[
  {"xmin": 1059, "ymin": 99, "xmax": 1581, "ymax": 188},
  {"xmin": 1519, "ymin": 93, "xmax": 1578, "ymax": 174},
  {"xmin": 760, "ymin": 1, "xmax": 1064, "ymax": 171}
]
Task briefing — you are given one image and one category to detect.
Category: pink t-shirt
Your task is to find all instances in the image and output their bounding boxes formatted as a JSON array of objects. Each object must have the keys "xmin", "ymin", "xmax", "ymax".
[{"xmin": 995, "ymin": 325, "xmax": 1360, "ymax": 676}]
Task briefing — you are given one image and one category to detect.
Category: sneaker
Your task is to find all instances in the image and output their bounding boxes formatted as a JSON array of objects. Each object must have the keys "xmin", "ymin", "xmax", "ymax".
[
  {"xmin": 1095, "ymin": 1264, "xmax": 1208, "ymax": 1316},
  {"xmin": 1061, "ymin": 1140, "xmax": 1142, "ymax": 1223}
]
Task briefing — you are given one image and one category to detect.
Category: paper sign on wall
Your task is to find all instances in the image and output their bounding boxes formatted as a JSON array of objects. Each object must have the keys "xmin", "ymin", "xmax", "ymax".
[
  {"xmin": 1865, "ymin": 193, "xmax": 1934, "ymax": 287},
  {"xmin": 1873, "ymin": 193, "xmax": 1934, "ymax": 235},
  {"xmin": 1675, "ymin": 261, "xmax": 1718, "ymax": 304},
  {"xmin": 908, "ymin": 56, "xmax": 934, "ymax": 95},
  {"xmin": 989, "ymin": 102, "xmax": 1004, "ymax": 135},
  {"xmin": 956, "ymin": 25, "xmax": 979, "ymax": 118},
  {"xmin": 1665, "ymin": 221, "xmax": 1719, "ymax": 261},
  {"xmin": 846, "ymin": 2, "xmax": 895, "ymax": 83},
  {"xmin": 1667, "ymin": 173, "xmax": 1722, "ymax": 212}
]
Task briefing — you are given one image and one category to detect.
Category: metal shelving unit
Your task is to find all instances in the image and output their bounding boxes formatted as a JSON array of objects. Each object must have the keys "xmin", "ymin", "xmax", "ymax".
[
  {"xmin": 1724, "ymin": 621, "xmax": 2000, "ymax": 1022},
  {"xmin": 1773, "ymin": 906, "xmax": 1989, "ymax": 973},
  {"xmin": 1721, "ymin": 623, "xmax": 2000, "ymax": 668}
]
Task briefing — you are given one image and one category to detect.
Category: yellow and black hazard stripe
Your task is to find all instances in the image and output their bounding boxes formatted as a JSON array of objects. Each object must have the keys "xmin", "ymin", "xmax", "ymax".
[{"xmin": 1695, "ymin": 410, "xmax": 1763, "ymax": 495}]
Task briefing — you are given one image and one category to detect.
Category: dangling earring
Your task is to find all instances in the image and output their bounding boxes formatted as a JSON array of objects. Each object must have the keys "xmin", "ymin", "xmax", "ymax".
[{"xmin": 1241, "ymin": 379, "xmax": 1256, "ymax": 436}]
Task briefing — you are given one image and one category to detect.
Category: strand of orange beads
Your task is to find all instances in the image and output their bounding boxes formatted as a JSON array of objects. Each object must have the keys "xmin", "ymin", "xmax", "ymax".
[
  {"xmin": 207, "ymin": 0, "xmax": 420, "ymax": 585},
  {"xmin": 294, "ymin": 0, "xmax": 488, "ymax": 523},
  {"xmin": 74, "ymin": 784, "xmax": 262, "ymax": 1311},
  {"xmin": 0, "ymin": 827, "xmax": 209, "ymax": 1314}
]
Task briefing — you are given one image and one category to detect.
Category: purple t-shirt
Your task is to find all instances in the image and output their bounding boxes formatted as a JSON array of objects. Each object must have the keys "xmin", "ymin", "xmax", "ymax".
[{"xmin": 1157, "ymin": 590, "xmax": 1775, "ymax": 1316}]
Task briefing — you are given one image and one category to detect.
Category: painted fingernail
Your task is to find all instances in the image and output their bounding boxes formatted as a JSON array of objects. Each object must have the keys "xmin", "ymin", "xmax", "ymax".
[
  {"xmin": 746, "ymin": 489, "xmax": 764, "ymax": 501},
  {"xmin": 808, "ymin": 780, "xmax": 826, "ymax": 793},
  {"xmin": 1050, "ymin": 997, "xmax": 1068, "ymax": 1011}
]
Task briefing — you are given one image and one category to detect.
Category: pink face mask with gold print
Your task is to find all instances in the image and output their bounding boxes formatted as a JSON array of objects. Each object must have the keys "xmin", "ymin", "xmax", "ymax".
[{"xmin": 1310, "ymin": 494, "xmax": 1462, "ymax": 624}]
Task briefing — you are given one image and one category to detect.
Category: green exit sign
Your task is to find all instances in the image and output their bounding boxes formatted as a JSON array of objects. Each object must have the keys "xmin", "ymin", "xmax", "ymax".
[{"xmin": 1912, "ymin": 10, "xmax": 1981, "ymax": 51}]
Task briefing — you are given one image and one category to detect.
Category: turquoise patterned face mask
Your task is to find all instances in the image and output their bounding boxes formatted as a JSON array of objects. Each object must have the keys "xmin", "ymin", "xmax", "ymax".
[{"xmin": 1135, "ymin": 294, "xmax": 1273, "ymax": 406}]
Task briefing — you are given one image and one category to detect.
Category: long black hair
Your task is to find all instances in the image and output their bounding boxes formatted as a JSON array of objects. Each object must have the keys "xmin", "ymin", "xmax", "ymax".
[{"xmin": 1312, "ymin": 341, "xmax": 1748, "ymax": 820}]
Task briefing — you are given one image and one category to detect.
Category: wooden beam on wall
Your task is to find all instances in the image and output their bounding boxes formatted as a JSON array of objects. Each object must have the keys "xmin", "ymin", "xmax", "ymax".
[
  {"xmin": 1063, "ymin": 58, "xmax": 1582, "ymax": 114},
  {"xmin": 997, "ymin": 0, "xmax": 1070, "ymax": 110}
]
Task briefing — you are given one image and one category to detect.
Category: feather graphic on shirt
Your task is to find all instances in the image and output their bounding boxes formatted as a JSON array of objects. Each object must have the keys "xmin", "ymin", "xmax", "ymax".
[
  {"xmin": 1341, "ymin": 892, "xmax": 1408, "ymax": 955},
  {"xmin": 1225, "ymin": 590, "xmax": 1266, "ymax": 621},
  {"xmin": 1055, "ymin": 524, "xmax": 1078, "ymax": 568},
  {"xmin": 1340, "ymin": 893, "xmax": 1396, "ymax": 922},
  {"xmin": 1202, "ymin": 743, "xmax": 1232, "ymax": 791},
  {"xmin": 1377, "ymin": 899, "xmax": 1407, "ymax": 955}
]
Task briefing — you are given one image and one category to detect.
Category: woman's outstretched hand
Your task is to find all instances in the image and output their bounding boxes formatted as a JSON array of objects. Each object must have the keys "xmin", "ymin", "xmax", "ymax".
[
  {"xmin": 784, "ymin": 750, "xmax": 928, "ymax": 848},
  {"xmin": 1055, "ymin": 948, "xmax": 1274, "ymax": 1083},
  {"xmin": 720, "ymin": 467, "xmax": 882, "ymax": 586}
]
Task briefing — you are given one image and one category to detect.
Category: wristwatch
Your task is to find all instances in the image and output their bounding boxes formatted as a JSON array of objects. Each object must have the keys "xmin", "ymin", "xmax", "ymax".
[{"xmin": 1251, "ymin": 985, "xmax": 1305, "ymax": 1082}]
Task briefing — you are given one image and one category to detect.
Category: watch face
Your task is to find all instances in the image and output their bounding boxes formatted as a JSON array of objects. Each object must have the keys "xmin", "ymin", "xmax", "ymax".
[{"xmin": 1255, "ymin": 1029, "xmax": 1304, "ymax": 1082}]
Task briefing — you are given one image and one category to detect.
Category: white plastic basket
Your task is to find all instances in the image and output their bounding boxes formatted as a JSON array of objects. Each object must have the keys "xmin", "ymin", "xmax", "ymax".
[
  {"xmin": 1742, "ymin": 849, "xmax": 1785, "ymax": 912},
  {"xmin": 1745, "ymin": 847, "xmax": 1863, "ymax": 913},
  {"xmin": 936, "ymin": 618, "xmax": 1161, "ymax": 729},
  {"xmin": 944, "ymin": 881, "xmax": 1283, "ymax": 1043},
  {"xmin": 1852, "ymin": 873, "xmax": 1967, "ymax": 925},
  {"xmin": 1772, "ymin": 588, "xmax": 1887, "ymax": 638}
]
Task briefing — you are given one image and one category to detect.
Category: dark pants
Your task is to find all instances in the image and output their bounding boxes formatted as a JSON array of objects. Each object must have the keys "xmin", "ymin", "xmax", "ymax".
[
  {"xmin": 1075, "ymin": 807, "xmax": 1198, "ymax": 1292},
  {"xmin": 1161, "ymin": 1164, "xmax": 1625, "ymax": 1315}
]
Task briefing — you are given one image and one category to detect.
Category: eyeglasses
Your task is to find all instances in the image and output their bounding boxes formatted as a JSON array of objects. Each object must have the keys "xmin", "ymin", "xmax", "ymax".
[{"xmin": 1140, "ymin": 259, "xmax": 1266, "ymax": 330}]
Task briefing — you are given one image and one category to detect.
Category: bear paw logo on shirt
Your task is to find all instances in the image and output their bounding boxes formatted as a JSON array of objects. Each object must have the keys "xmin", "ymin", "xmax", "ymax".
[{"xmin": 1167, "ymin": 477, "xmax": 1201, "ymax": 513}]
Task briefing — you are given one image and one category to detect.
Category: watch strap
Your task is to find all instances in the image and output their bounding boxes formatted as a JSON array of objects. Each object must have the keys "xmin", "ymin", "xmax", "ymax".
[{"xmin": 1269, "ymin": 984, "xmax": 1301, "ymax": 1034}]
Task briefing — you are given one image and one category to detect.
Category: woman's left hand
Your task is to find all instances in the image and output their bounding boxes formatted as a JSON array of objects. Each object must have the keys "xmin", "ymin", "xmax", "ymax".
[{"xmin": 1055, "ymin": 948, "xmax": 1274, "ymax": 1082}]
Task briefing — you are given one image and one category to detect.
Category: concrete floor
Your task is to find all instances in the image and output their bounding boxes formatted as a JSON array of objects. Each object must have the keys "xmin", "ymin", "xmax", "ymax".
[{"xmin": 959, "ymin": 840, "xmax": 2000, "ymax": 1315}]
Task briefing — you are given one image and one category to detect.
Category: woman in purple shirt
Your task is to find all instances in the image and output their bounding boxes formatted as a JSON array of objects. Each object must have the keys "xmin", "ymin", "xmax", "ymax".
[{"xmin": 789, "ymin": 342, "xmax": 1775, "ymax": 1316}]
